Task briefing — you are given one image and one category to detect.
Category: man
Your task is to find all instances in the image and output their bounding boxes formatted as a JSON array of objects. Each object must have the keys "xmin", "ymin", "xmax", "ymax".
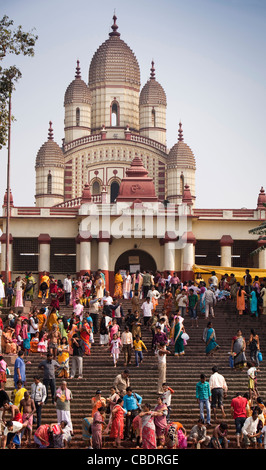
[
  {"xmin": 209, "ymin": 366, "xmax": 228, "ymax": 421},
  {"xmin": 38, "ymin": 352, "xmax": 60, "ymax": 404},
  {"xmin": 121, "ymin": 326, "xmax": 133, "ymax": 366},
  {"xmin": 230, "ymin": 392, "xmax": 248, "ymax": 448},
  {"xmin": 70, "ymin": 333, "xmax": 84, "ymax": 379},
  {"xmin": 19, "ymin": 391, "xmax": 35, "ymax": 446},
  {"xmin": 141, "ymin": 296, "xmax": 154, "ymax": 328},
  {"xmin": 241, "ymin": 407, "xmax": 259, "ymax": 449},
  {"xmin": 188, "ymin": 288, "xmax": 199, "ymax": 328},
  {"xmin": 209, "ymin": 271, "xmax": 218, "ymax": 287},
  {"xmin": 101, "ymin": 291, "xmax": 113, "ymax": 307},
  {"xmin": 123, "ymin": 386, "xmax": 142, "ymax": 440},
  {"xmin": 188, "ymin": 418, "xmax": 211, "ymax": 448},
  {"xmin": 244, "ymin": 269, "xmax": 252, "ymax": 295},
  {"xmin": 63, "ymin": 274, "xmax": 72, "ymax": 307},
  {"xmin": 156, "ymin": 342, "xmax": 171, "ymax": 394},
  {"xmin": 88, "ymin": 294, "xmax": 100, "ymax": 334},
  {"xmin": 113, "ymin": 301, "xmax": 124, "ymax": 328},
  {"xmin": 162, "ymin": 383, "xmax": 175, "ymax": 423},
  {"xmin": 152, "ymin": 326, "xmax": 168, "ymax": 351},
  {"xmin": 28, "ymin": 311, "xmax": 39, "ymax": 339},
  {"xmin": 30, "ymin": 375, "xmax": 47, "ymax": 428},
  {"xmin": 142, "ymin": 271, "xmax": 152, "ymax": 299},
  {"xmin": 196, "ymin": 374, "xmax": 212, "ymax": 427},
  {"xmin": 175, "ymin": 288, "xmax": 188, "ymax": 318},
  {"xmin": 14, "ymin": 350, "xmax": 26, "ymax": 389},
  {"xmin": 202, "ymin": 287, "xmax": 216, "ymax": 319},
  {"xmin": 113, "ymin": 369, "xmax": 130, "ymax": 398},
  {"xmin": 1, "ymin": 419, "xmax": 29, "ymax": 449}
]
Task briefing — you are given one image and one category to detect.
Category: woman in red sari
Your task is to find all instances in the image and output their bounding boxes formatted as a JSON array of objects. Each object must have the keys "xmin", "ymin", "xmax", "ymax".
[
  {"xmin": 163, "ymin": 289, "xmax": 173, "ymax": 319},
  {"xmin": 80, "ymin": 320, "xmax": 92, "ymax": 355},
  {"xmin": 109, "ymin": 398, "xmax": 125, "ymax": 448}
]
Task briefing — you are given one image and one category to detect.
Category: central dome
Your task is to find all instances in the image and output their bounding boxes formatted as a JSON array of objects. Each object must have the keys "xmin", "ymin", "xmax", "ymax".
[{"xmin": 89, "ymin": 15, "xmax": 141, "ymax": 88}]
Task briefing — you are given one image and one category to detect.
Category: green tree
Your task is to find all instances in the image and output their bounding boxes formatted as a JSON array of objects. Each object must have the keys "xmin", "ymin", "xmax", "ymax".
[{"xmin": 0, "ymin": 15, "xmax": 38, "ymax": 149}]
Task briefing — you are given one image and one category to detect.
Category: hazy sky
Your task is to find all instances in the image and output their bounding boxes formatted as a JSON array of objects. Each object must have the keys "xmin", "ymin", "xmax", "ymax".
[{"xmin": 1, "ymin": 0, "xmax": 266, "ymax": 209}]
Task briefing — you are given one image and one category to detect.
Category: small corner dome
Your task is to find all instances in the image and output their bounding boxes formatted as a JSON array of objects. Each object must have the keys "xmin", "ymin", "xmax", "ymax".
[
  {"xmin": 168, "ymin": 122, "xmax": 196, "ymax": 170},
  {"xmin": 64, "ymin": 60, "xmax": 92, "ymax": 106},
  {"xmin": 139, "ymin": 61, "xmax": 167, "ymax": 106},
  {"xmin": 35, "ymin": 122, "xmax": 64, "ymax": 169}
]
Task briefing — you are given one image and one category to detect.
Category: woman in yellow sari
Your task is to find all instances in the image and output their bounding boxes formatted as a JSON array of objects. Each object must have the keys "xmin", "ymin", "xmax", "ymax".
[
  {"xmin": 114, "ymin": 270, "xmax": 123, "ymax": 299},
  {"xmin": 38, "ymin": 271, "xmax": 50, "ymax": 302},
  {"xmin": 57, "ymin": 337, "xmax": 70, "ymax": 378},
  {"xmin": 46, "ymin": 307, "xmax": 59, "ymax": 331}
]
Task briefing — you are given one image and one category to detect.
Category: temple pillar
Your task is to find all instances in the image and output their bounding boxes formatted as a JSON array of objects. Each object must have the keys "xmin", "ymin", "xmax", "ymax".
[
  {"xmin": 77, "ymin": 235, "xmax": 92, "ymax": 276},
  {"xmin": 258, "ymin": 238, "xmax": 266, "ymax": 269},
  {"xmin": 38, "ymin": 234, "xmax": 51, "ymax": 277},
  {"xmin": 220, "ymin": 235, "xmax": 233, "ymax": 267},
  {"xmin": 181, "ymin": 231, "xmax": 196, "ymax": 281},
  {"xmin": 0, "ymin": 233, "xmax": 13, "ymax": 282},
  {"xmin": 97, "ymin": 231, "xmax": 111, "ymax": 291}
]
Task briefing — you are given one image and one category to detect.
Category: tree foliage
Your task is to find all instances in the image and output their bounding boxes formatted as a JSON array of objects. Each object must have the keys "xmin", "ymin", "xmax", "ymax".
[
  {"xmin": 249, "ymin": 203, "xmax": 266, "ymax": 255},
  {"xmin": 0, "ymin": 15, "xmax": 38, "ymax": 149}
]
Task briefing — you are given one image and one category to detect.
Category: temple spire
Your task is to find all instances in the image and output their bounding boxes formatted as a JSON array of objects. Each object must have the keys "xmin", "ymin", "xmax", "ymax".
[
  {"xmin": 48, "ymin": 121, "xmax": 54, "ymax": 141},
  {"xmin": 75, "ymin": 59, "xmax": 81, "ymax": 79},
  {"xmin": 150, "ymin": 60, "xmax": 155, "ymax": 79},
  {"xmin": 178, "ymin": 121, "xmax": 184, "ymax": 142},
  {"xmin": 109, "ymin": 14, "xmax": 120, "ymax": 37}
]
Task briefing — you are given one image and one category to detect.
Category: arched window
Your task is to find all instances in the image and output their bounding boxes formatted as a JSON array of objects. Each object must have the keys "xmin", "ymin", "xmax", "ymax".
[
  {"xmin": 47, "ymin": 173, "xmax": 52, "ymax": 194},
  {"xmin": 151, "ymin": 108, "xmax": 156, "ymax": 127},
  {"xmin": 76, "ymin": 107, "xmax": 80, "ymax": 126},
  {"xmin": 111, "ymin": 101, "xmax": 119, "ymax": 126},
  {"xmin": 92, "ymin": 180, "xmax": 100, "ymax": 195},
  {"xmin": 180, "ymin": 173, "xmax": 184, "ymax": 196},
  {"xmin": 110, "ymin": 181, "xmax": 120, "ymax": 203}
]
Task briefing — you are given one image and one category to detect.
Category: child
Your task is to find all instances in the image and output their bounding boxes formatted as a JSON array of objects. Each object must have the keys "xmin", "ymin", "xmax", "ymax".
[
  {"xmin": 110, "ymin": 333, "xmax": 122, "ymax": 368},
  {"xmin": 37, "ymin": 330, "xmax": 48, "ymax": 356},
  {"xmin": 247, "ymin": 362, "xmax": 259, "ymax": 405},
  {"xmin": 162, "ymin": 383, "xmax": 175, "ymax": 422},
  {"xmin": 133, "ymin": 334, "xmax": 148, "ymax": 367}
]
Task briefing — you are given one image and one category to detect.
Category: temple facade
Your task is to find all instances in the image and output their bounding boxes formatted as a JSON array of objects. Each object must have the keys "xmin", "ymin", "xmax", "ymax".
[{"xmin": 0, "ymin": 15, "xmax": 265, "ymax": 292}]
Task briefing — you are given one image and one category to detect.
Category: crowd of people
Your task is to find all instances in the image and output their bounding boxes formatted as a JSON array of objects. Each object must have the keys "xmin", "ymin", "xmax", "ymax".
[{"xmin": 0, "ymin": 267, "xmax": 265, "ymax": 449}]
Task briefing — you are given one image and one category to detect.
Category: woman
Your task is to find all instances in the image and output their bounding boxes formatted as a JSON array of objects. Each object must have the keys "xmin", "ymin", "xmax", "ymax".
[
  {"xmin": 0, "ymin": 355, "xmax": 7, "ymax": 389},
  {"xmin": 172, "ymin": 315, "xmax": 185, "ymax": 356},
  {"xmin": 91, "ymin": 390, "xmax": 106, "ymax": 418},
  {"xmin": 38, "ymin": 271, "xmax": 50, "ymax": 303},
  {"xmin": 154, "ymin": 395, "xmax": 168, "ymax": 448},
  {"xmin": 203, "ymin": 322, "xmax": 220, "ymax": 356},
  {"xmin": 123, "ymin": 270, "xmax": 132, "ymax": 299},
  {"xmin": 75, "ymin": 276, "xmax": 83, "ymax": 300},
  {"xmin": 91, "ymin": 406, "xmax": 106, "ymax": 449},
  {"xmin": 57, "ymin": 337, "xmax": 70, "ymax": 378},
  {"xmin": 139, "ymin": 403, "xmax": 157, "ymax": 449},
  {"xmin": 229, "ymin": 274, "xmax": 238, "ymax": 300},
  {"xmin": 199, "ymin": 282, "xmax": 207, "ymax": 315},
  {"xmin": 95, "ymin": 274, "xmax": 104, "ymax": 299},
  {"xmin": 114, "ymin": 270, "xmax": 123, "ymax": 299},
  {"xmin": 80, "ymin": 320, "xmax": 92, "ymax": 356},
  {"xmin": 230, "ymin": 329, "xmax": 247, "ymax": 370},
  {"xmin": 236, "ymin": 285, "xmax": 247, "ymax": 315},
  {"xmin": 109, "ymin": 398, "xmax": 125, "ymax": 448},
  {"xmin": 2, "ymin": 326, "xmax": 17, "ymax": 354},
  {"xmin": 14, "ymin": 276, "xmax": 25, "ymax": 308},
  {"xmin": 46, "ymin": 307, "xmax": 58, "ymax": 332},
  {"xmin": 163, "ymin": 289, "xmax": 173, "ymax": 318},
  {"xmin": 250, "ymin": 288, "xmax": 258, "ymax": 317},
  {"xmin": 55, "ymin": 381, "xmax": 73, "ymax": 433},
  {"xmin": 132, "ymin": 271, "xmax": 143, "ymax": 298},
  {"xmin": 247, "ymin": 329, "xmax": 260, "ymax": 368}
]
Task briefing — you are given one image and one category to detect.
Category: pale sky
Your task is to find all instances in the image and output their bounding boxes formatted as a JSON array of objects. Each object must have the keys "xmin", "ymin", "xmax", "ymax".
[{"xmin": 1, "ymin": 0, "xmax": 266, "ymax": 209}]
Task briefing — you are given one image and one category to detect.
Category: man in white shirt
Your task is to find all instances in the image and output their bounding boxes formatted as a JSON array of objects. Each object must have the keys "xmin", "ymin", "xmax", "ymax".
[
  {"xmin": 141, "ymin": 297, "xmax": 154, "ymax": 328},
  {"xmin": 202, "ymin": 288, "xmax": 216, "ymax": 319},
  {"xmin": 209, "ymin": 366, "xmax": 228, "ymax": 421},
  {"xmin": 63, "ymin": 275, "xmax": 72, "ymax": 307},
  {"xmin": 101, "ymin": 291, "xmax": 113, "ymax": 306},
  {"xmin": 176, "ymin": 289, "xmax": 188, "ymax": 317},
  {"xmin": 31, "ymin": 375, "xmax": 47, "ymax": 428},
  {"xmin": 1, "ymin": 419, "xmax": 29, "ymax": 449},
  {"xmin": 242, "ymin": 408, "xmax": 260, "ymax": 448},
  {"xmin": 121, "ymin": 326, "xmax": 133, "ymax": 366}
]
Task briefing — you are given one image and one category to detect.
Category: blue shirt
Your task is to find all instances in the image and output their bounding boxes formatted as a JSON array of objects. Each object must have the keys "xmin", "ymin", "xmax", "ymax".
[
  {"xmin": 14, "ymin": 357, "xmax": 26, "ymax": 386},
  {"xmin": 122, "ymin": 392, "xmax": 142, "ymax": 414},
  {"xmin": 196, "ymin": 381, "xmax": 211, "ymax": 400}
]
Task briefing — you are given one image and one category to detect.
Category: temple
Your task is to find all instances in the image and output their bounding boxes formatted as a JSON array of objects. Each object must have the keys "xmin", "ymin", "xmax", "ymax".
[{"xmin": 1, "ymin": 15, "xmax": 265, "ymax": 293}]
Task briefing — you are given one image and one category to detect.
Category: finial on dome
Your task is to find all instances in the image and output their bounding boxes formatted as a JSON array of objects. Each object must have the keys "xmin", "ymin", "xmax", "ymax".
[
  {"xmin": 48, "ymin": 121, "xmax": 54, "ymax": 141},
  {"xmin": 178, "ymin": 122, "xmax": 184, "ymax": 142},
  {"xmin": 75, "ymin": 60, "xmax": 81, "ymax": 79},
  {"xmin": 150, "ymin": 60, "xmax": 155, "ymax": 80},
  {"xmin": 109, "ymin": 13, "xmax": 120, "ymax": 37}
]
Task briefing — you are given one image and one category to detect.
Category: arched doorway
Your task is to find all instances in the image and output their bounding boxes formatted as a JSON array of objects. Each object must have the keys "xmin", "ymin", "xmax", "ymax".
[
  {"xmin": 114, "ymin": 249, "xmax": 157, "ymax": 274},
  {"xmin": 110, "ymin": 181, "xmax": 120, "ymax": 203}
]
